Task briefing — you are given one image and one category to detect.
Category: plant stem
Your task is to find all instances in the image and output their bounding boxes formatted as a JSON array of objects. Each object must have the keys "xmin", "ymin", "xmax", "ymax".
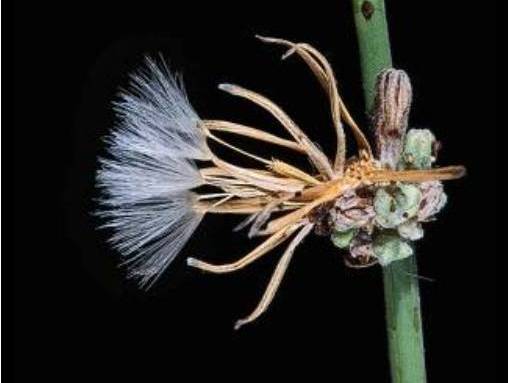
[
  {"xmin": 382, "ymin": 256, "xmax": 427, "ymax": 382},
  {"xmin": 351, "ymin": 1, "xmax": 427, "ymax": 382},
  {"xmin": 352, "ymin": 0, "xmax": 392, "ymax": 110}
]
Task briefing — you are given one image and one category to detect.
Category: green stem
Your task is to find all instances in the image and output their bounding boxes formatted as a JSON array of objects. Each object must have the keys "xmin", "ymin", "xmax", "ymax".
[
  {"xmin": 382, "ymin": 256, "xmax": 427, "ymax": 382},
  {"xmin": 351, "ymin": 1, "xmax": 427, "ymax": 382},
  {"xmin": 352, "ymin": 0, "xmax": 392, "ymax": 111}
]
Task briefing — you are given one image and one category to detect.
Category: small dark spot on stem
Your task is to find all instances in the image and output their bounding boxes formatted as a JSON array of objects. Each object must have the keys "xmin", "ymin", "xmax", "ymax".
[{"xmin": 361, "ymin": 1, "xmax": 375, "ymax": 20}]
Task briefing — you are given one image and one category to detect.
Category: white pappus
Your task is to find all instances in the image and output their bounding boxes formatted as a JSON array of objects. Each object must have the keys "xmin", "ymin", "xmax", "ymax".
[{"xmin": 97, "ymin": 56, "xmax": 208, "ymax": 288}]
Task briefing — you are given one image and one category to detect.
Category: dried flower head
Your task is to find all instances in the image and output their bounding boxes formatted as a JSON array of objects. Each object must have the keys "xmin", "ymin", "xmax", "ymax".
[{"xmin": 97, "ymin": 38, "xmax": 465, "ymax": 328}]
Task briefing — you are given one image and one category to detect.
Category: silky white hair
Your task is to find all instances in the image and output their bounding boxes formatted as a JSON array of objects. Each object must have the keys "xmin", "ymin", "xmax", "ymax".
[{"xmin": 97, "ymin": 56, "xmax": 207, "ymax": 287}]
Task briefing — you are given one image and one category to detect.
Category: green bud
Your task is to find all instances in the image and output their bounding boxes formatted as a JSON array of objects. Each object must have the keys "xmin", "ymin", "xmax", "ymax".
[
  {"xmin": 399, "ymin": 129, "xmax": 435, "ymax": 170},
  {"xmin": 374, "ymin": 184, "xmax": 421, "ymax": 228},
  {"xmin": 374, "ymin": 233, "xmax": 413, "ymax": 266},
  {"xmin": 331, "ymin": 228, "xmax": 358, "ymax": 249}
]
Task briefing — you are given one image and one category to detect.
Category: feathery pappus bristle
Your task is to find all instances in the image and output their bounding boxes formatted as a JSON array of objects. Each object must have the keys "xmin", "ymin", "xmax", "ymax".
[
  {"xmin": 97, "ymin": 56, "xmax": 207, "ymax": 288},
  {"xmin": 99, "ymin": 193, "xmax": 204, "ymax": 287},
  {"xmin": 114, "ymin": 56, "xmax": 209, "ymax": 160}
]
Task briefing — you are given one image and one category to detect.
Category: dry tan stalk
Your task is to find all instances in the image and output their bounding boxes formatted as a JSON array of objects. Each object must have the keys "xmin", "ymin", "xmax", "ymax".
[
  {"xmin": 186, "ymin": 221, "xmax": 305, "ymax": 274},
  {"xmin": 246, "ymin": 192, "xmax": 297, "ymax": 237},
  {"xmin": 205, "ymin": 129, "xmax": 272, "ymax": 165},
  {"xmin": 369, "ymin": 166, "xmax": 466, "ymax": 183},
  {"xmin": 202, "ymin": 120, "xmax": 304, "ymax": 153},
  {"xmin": 256, "ymin": 35, "xmax": 373, "ymax": 173},
  {"xmin": 234, "ymin": 222, "xmax": 314, "ymax": 329},
  {"xmin": 203, "ymin": 122, "xmax": 319, "ymax": 187},
  {"xmin": 194, "ymin": 197, "xmax": 271, "ymax": 214},
  {"xmin": 259, "ymin": 191, "xmax": 342, "ymax": 235},
  {"xmin": 269, "ymin": 159, "xmax": 322, "ymax": 186},
  {"xmin": 218, "ymin": 83, "xmax": 334, "ymax": 179},
  {"xmin": 209, "ymin": 153, "xmax": 306, "ymax": 193}
]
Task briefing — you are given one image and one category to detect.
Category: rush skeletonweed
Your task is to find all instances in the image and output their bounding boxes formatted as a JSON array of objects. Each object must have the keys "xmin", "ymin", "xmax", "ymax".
[{"xmin": 96, "ymin": 36, "xmax": 465, "ymax": 329}]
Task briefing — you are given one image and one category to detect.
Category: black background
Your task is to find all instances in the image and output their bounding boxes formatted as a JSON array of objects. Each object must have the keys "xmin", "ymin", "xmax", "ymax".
[{"xmin": 9, "ymin": 0, "xmax": 499, "ymax": 381}]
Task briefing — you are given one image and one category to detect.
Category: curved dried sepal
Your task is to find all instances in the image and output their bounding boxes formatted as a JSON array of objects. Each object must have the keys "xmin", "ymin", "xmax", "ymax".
[
  {"xmin": 256, "ymin": 35, "xmax": 373, "ymax": 174},
  {"xmin": 234, "ymin": 223, "xmax": 314, "ymax": 330},
  {"xmin": 218, "ymin": 83, "xmax": 334, "ymax": 179},
  {"xmin": 203, "ymin": 119, "xmax": 304, "ymax": 153}
]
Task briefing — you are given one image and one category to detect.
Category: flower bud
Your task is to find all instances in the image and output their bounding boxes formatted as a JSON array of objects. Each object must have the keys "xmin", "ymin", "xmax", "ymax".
[
  {"xmin": 417, "ymin": 181, "xmax": 447, "ymax": 221},
  {"xmin": 397, "ymin": 219, "xmax": 424, "ymax": 241},
  {"xmin": 399, "ymin": 129, "xmax": 436, "ymax": 170},
  {"xmin": 374, "ymin": 184, "xmax": 421, "ymax": 228},
  {"xmin": 373, "ymin": 233, "xmax": 413, "ymax": 266},
  {"xmin": 331, "ymin": 228, "xmax": 358, "ymax": 249},
  {"xmin": 372, "ymin": 69, "xmax": 413, "ymax": 169}
]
